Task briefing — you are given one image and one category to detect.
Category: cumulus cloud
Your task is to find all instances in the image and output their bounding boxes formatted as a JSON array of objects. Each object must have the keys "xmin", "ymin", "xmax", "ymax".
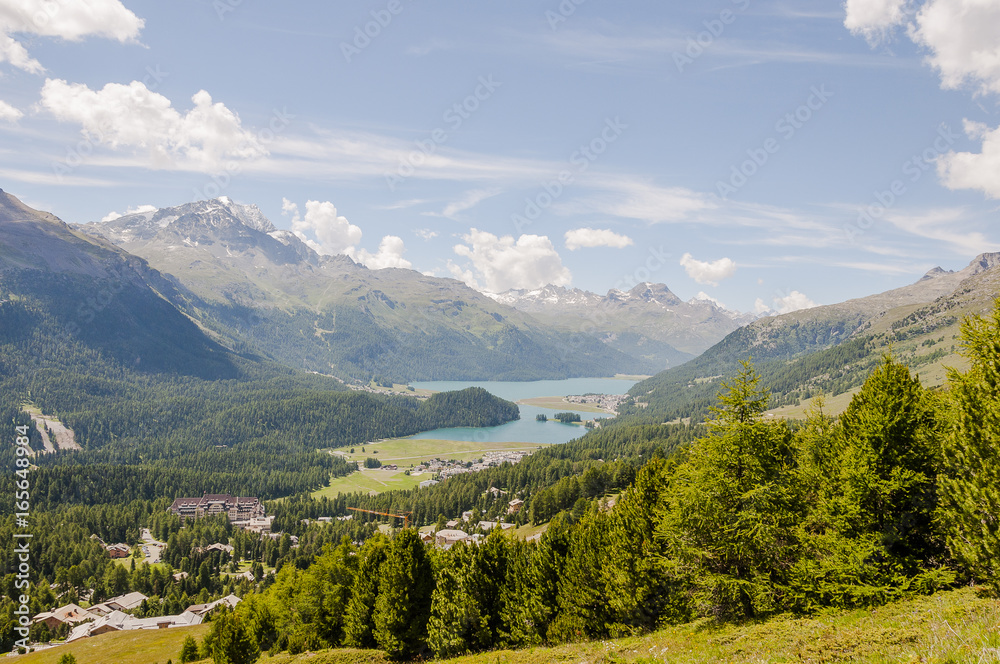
[
  {"xmin": 350, "ymin": 235, "xmax": 412, "ymax": 270},
  {"xmin": 0, "ymin": 0, "xmax": 143, "ymax": 73},
  {"xmin": 679, "ymin": 253, "xmax": 736, "ymax": 286},
  {"xmin": 0, "ymin": 99, "xmax": 22, "ymax": 123},
  {"xmin": 450, "ymin": 228, "xmax": 571, "ymax": 293},
  {"xmin": 101, "ymin": 203, "xmax": 157, "ymax": 222},
  {"xmin": 693, "ymin": 291, "xmax": 727, "ymax": 308},
  {"xmin": 910, "ymin": 0, "xmax": 1000, "ymax": 95},
  {"xmin": 282, "ymin": 197, "xmax": 410, "ymax": 270},
  {"xmin": 754, "ymin": 298, "xmax": 773, "ymax": 315},
  {"xmin": 773, "ymin": 290, "xmax": 819, "ymax": 314},
  {"xmin": 937, "ymin": 118, "xmax": 1000, "ymax": 199},
  {"xmin": 564, "ymin": 228, "xmax": 634, "ymax": 250},
  {"xmin": 283, "ymin": 198, "xmax": 363, "ymax": 256},
  {"xmin": 843, "ymin": 0, "xmax": 909, "ymax": 42},
  {"xmin": 415, "ymin": 228, "xmax": 439, "ymax": 240},
  {"xmin": 846, "ymin": 0, "xmax": 1000, "ymax": 199},
  {"xmin": 39, "ymin": 79, "xmax": 265, "ymax": 171}
]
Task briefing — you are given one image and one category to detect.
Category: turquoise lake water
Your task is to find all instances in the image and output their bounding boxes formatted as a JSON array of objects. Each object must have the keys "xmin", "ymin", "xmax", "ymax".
[{"xmin": 406, "ymin": 377, "xmax": 639, "ymax": 445}]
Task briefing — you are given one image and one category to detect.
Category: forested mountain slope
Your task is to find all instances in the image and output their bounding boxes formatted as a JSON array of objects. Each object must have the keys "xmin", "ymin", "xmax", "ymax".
[{"xmin": 620, "ymin": 253, "xmax": 1000, "ymax": 422}]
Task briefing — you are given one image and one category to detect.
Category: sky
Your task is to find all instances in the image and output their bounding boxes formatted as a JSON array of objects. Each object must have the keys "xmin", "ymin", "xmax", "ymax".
[{"xmin": 1, "ymin": 0, "xmax": 999, "ymax": 314}]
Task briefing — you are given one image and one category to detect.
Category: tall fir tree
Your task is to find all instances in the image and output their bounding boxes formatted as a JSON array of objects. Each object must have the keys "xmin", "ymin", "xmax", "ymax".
[
  {"xmin": 373, "ymin": 529, "xmax": 435, "ymax": 659},
  {"xmin": 940, "ymin": 301, "xmax": 1000, "ymax": 594},
  {"xmin": 343, "ymin": 533, "xmax": 389, "ymax": 649}
]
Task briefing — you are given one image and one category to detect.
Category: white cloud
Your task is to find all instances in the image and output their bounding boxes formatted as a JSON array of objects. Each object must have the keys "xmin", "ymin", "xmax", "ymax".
[
  {"xmin": 773, "ymin": 290, "xmax": 819, "ymax": 314},
  {"xmin": 350, "ymin": 235, "xmax": 412, "ymax": 270},
  {"xmin": 0, "ymin": 99, "xmax": 22, "ymax": 122},
  {"xmin": 451, "ymin": 228, "xmax": 571, "ymax": 293},
  {"xmin": 937, "ymin": 119, "xmax": 1000, "ymax": 198},
  {"xmin": 843, "ymin": 0, "xmax": 909, "ymax": 42},
  {"xmin": 564, "ymin": 228, "xmax": 634, "ymax": 250},
  {"xmin": 679, "ymin": 253, "xmax": 737, "ymax": 286},
  {"xmin": 883, "ymin": 207, "xmax": 1000, "ymax": 254},
  {"xmin": 910, "ymin": 0, "xmax": 1000, "ymax": 95},
  {"xmin": 283, "ymin": 199, "xmax": 363, "ymax": 256},
  {"xmin": 415, "ymin": 228, "xmax": 439, "ymax": 240},
  {"xmin": 39, "ymin": 79, "xmax": 265, "ymax": 171},
  {"xmin": 582, "ymin": 180, "xmax": 715, "ymax": 224},
  {"xmin": 101, "ymin": 203, "xmax": 156, "ymax": 222},
  {"xmin": 0, "ymin": 0, "xmax": 143, "ymax": 73},
  {"xmin": 440, "ymin": 188, "xmax": 501, "ymax": 219},
  {"xmin": 693, "ymin": 291, "xmax": 726, "ymax": 308},
  {"xmin": 754, "ymin": 298, "xmax": 773, "ymax": 314},
  {"xmin": 846, "ymin": 1, "xmax": 1000, "ymax": 201}
]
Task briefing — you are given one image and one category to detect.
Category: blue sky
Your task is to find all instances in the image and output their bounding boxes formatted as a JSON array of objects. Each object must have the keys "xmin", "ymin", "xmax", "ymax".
[{"xmin": 1, "ymin": 0, "xmax": 999, "ymax": 313}]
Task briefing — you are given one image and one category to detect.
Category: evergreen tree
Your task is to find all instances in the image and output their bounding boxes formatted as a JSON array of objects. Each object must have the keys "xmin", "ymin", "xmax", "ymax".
[
  {"xmin": 426, "ymin": 548, "xmax": 487, "ymax": 658},
  {"xmin": 657, "ymin": 360, "xmax": 798, "ymax": 619},
  {"xmin": 211, "ymin": 610, "xmax": 260, "ymax": 664},
  {"xmin": 179, "ymin": 635, "xmax": 200, "ymax": 663},
  {"xmin": 372, "ymin": 529, "xmax": 435, "ymax": 659},
  {"xmin": 342, "ymin": 533, "xmax": 389, "ymax": 649},
  {"xmin": 940, "ymin": 302, "xmax": 1000, "ymax": 595}
]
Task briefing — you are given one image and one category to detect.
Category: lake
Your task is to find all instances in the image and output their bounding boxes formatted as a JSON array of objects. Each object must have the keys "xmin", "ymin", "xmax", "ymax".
[{"xmin": 407, "ymin": 377, "xmax": 639, "ymax": 445}]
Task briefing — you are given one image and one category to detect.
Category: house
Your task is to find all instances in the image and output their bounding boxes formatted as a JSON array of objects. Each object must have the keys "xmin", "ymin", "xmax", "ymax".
[
  {"xmin": 186, "ymin": 594, "xmax": 241, "ymax": 617},
  {"xmin": 477, "ymin": 521, "xmax": 516, "ymax": 531},
  {"xmin": 419, "ymin": 531, "xmax": 434, "ymax": 544},
  {"xmin": 242, "ymin": 515, "xmax": 275, "ymax": 533},
  {"xmin": 168, "ymin": 493, "xmax": 264, "ymax": 521},
  {"xmin": 381, "ymin": 464, "xmax": 398, "ymax": 471},
  {"xmin": 461, "ymin": 510, "xmax": 474, "ymax": 521},
  {"xmin": 488, "ymin": 487, "xmax": 507, "ymax": 497},
  {"xmin": 88, "ymin": 591, "xmax": 148, "ymax": 616},
  {"xmin": 33, "ymin": 604, "xmax": 95, "ymax": 631},
  {"xmin": 67, "ymin": 609, "xmax": 203, "ymax": 642},
  {"xmin": 172, "ymin": 571, "xmax": 189, "ymax": 582},
  {"xmin": 435, "ymin": 529, "xmax": 469, "ymax": 548},
  {"xmin": 419, "ymin": 479, "xmax": 439, "ymax": 489},
  {"xmin": 195, "ymin": 542, "xmax": 234, "ymax": 555},
  {"xmin": 507, "ymin": 499, "xmax": 525, "ymax": 515},
  {"xmin": 106, "ymin": 543, "xmax": 131, "ymax": 559}
]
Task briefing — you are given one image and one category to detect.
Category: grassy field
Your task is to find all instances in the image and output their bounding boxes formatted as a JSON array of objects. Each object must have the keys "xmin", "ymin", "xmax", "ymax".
[
  {"xmin": 313, "ymin": 467, "xmax": 426, "ymax": 499},
  {"xmin": 517, "ymin": 396, "xmax": 610, "ymax": 414},
  {"xmin": 329, "ymin": 438, "xmax": 550, "ymax": 464},
  {"xmin": 17, "ymin": 623, "xmax": 210, "ymax": 664},
  {"xmin": 28, "ymin": 587, "xmax": 998, "ymax": 664},
  {"xmin": 315, "ymin": 439, "xmax": 550, "ymax": 499}
]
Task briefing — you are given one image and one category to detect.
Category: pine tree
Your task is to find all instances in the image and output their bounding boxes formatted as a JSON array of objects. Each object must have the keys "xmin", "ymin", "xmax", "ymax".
[
  {"xmin": 211, "ymin": 610, "xmax": 259, "ymax": 664},
  {"xmin": 426, "ymin": 548, "xmax": 487, "ymax": 658},
  {"xmin": 940, "ymin": 301, "xmax": 1000, "ymax": 594},
  {"xmin": 343, "ymin": 533, "xmax": 389, "ymax": 649},
  {"xmin": 657, "ymin": 360, "xmax": 798, "ymax": 619},
  {"xmin": 179, "ymin": 635, "xmax": 200, "ymax": 663},
  {"xmin": 372, "ymin": 529, "xmax": 434, "ymax": 659}
]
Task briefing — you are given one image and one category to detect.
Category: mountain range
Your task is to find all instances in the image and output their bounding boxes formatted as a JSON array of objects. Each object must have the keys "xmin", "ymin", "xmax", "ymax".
[
  {"xmin": 622, "ymin": 252, "xmax": 1000, "ymax": 422},
  {"xmin": 78, "ymin": 196, "xmax": 741, "ymax": 380}
]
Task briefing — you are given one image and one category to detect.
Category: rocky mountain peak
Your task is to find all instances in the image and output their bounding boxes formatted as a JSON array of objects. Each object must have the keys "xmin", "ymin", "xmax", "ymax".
[{"xmin": 966, "ymin": 252, "xmax": 1000, "ymax": 276}]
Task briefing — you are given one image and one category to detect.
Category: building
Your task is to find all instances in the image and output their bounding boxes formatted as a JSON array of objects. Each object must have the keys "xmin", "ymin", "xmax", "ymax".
[
  {"xmin": 33, "ymin": 604, "xmax": 95, "ymax": 631},
  {"xmin": 435, "ymin": 529, "xmax": 469, "ymax": 548},
  {"xmin": 168, "ymin": 493, "xmax": 265, "ymax": 521},
  {"xmin": 508, "ymin": 498, "xmax": 525, "ymax": 515},
  {"xmin": 185, "ymin": 594, "xmax": 241, "ymax": 617},
  {"xmin": 418, "ymin": 479, "xmax": 439, "ymax": 489},
  {"xmin": 88, "ymin": 592, "xmax": 148, "ymax": 616},
  {"xmin": 67, "ymin": 609, "xmax": 203, "ymax": 643},
  {"xmin": 105, "ymin": 543, "xmax": 130, "ymax": 559}
]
